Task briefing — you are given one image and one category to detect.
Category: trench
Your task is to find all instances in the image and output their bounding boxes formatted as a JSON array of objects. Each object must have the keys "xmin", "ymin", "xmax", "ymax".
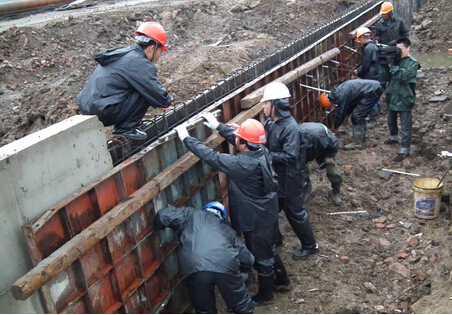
[{"xmin": 11, "ymin": 0, "xmax": 426, "ymax": 313}]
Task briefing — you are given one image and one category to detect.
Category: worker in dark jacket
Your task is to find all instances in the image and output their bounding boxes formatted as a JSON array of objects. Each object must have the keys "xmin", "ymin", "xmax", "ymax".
[
  {"xmin": 77, "ymin": 22, "xmax": 173, "ymax": 139},
  {"xmin": 261, "ymin": 82, "xmax": 318, "ymax": 260},
  {"xmin": 299, "ymin": 122, "xmax": 342, "ymax": 205},
  {"xmin": 384, "ymin": 37, "xmax": 420, "ymax": 162},
  {"xmin": 353, "ymin": 27, "xmax": 381, "ymax": 129},
  {"xmin": 153, "ymin": 202, "xmax": 255, "ymax": 314},
  {"xmin": 319, "ymin": 79, "xmax": 383, "ymax": 150},
  {"xmin": 175, "ymin": 115, "xmax": 290, "ymax": 305},
  {"xmin": 375, "ymin": 1, "xmax": 410, "ymax": 89}
]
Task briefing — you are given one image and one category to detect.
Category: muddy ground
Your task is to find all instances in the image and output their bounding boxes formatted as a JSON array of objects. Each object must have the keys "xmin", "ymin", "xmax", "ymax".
[{"xmin": 1, "ymin": 0, "xmax": 451, "ymax": 313}]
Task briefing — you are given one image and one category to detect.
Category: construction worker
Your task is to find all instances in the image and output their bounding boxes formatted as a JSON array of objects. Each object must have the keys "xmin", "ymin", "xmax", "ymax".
[
  {"xmin": 319, "ymin": 79, "xmax": 383, "ymax": 150},
  {"xmin": 153, "ymin": 202, "xmax": 255, "ymax": 314},
  {"xmin": 77, "ymin": 22, "xmax": 173, "ymax": 139},
  {"xmin": 299, "ymin": 122, "xmax": 342, "ymax": 205},
  {"xmin": 174, "ymin": 115, "xmax": 290, "ymax": 305},
  {"xmin": 261, "ymin": 82, "xmax": 319, "ymax": 260},
  {"xmin": 384, "ymin": 37, "xmax": 420, "ymax": 162},
  {"xmin": 375, "ymin": 1, "xmax": 410, "ymax": 89},
  {"xmin": 353, "ymin": 27, "xmax": 381, "ymax": 129}
]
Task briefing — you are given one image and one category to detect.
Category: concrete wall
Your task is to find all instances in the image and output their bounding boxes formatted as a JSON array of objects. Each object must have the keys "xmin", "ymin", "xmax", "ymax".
[{"xmin": 0, "ymin": 115, "xmax": 113, "ymax": 313}]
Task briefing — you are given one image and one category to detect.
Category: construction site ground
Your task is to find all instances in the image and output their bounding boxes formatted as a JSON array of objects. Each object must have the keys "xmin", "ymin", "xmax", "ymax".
[{"xmin": 1, "ymin": 0, "xmax": 451, "ymax": 313}]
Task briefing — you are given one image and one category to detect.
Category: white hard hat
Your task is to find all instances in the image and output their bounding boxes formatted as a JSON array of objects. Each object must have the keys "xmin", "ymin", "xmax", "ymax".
[{"xmin": 261, "ymin": 82, "xmax": 291, "ymax": 102}]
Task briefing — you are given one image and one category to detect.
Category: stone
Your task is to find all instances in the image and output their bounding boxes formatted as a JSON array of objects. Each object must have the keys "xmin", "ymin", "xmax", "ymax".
[
  {"xmin": 378, "ymin": 170, "xmax": 392, "ymax": 180},
  {"xmin": 379, "ymin": 238, "xmax": 390, "ymax": 248},
  {"xmin": 341, "ymin": 256, "xmax": 350, "ymax": 264},
  {"xmin": 408, "ymin": 237, "xmax": 419, "ymax": 248},
  {"xmin": 415, "ymin": 270, "xmax": 426, "ymax": 281},
  {"xmin": 397, "ymin": 252, "xmax": 410, "ymax": 259},
  {"xmin": 389, "ymin": 262, "xmax": 411, "ymax": 278},
  {"xmin": 375, "ymin": 223, "xmax": 386, "ymax": 229},
  {"xmin": 384, "ymin": 257, "xmax": 395, "ymax": 265}
]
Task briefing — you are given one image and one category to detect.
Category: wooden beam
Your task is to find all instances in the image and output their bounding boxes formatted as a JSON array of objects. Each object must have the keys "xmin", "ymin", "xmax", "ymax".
[
  {"xmin": 349, "ymin": 13, "xmax": 381, "ymax": 39},
  {"xmin": 240, "ymin": 48, "xmax": 341, "ymax": 109}
]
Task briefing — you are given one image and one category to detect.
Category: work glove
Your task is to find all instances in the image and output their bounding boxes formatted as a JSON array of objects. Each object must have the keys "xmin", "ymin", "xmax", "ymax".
[
  {"xmin": 202, "ymin": 112, "xmax": 220, "ymax": 130},
  {"xmin": 175, "ymin": 125, "xmax": 190, "ymax": 142}
]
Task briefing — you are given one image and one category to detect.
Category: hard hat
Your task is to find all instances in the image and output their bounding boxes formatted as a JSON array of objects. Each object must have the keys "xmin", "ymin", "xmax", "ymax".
[
  {"xmin": 319, "ymin": 92, "xmax": 332, "ymax": 109},
  {"xmin": 355, "ymin": 27, "xmax": 371, "ymax": 42},
  {"xmin": 380, "ymin": 2, "xmax": 393, "ymax": 14},
  {"xmin": 135, "ymin": 22, "xmax": 167, "ymax": 52},
  {"xmin": 234, "ymin": 119, "xmax": 266, "ymax": 144},
  {"xmin": 202, "ymin": 201, "xmax": 227, "ymax": 222},
  {"xmin": 261, "ymin": 82, "xmax": 291, "ymax": 102}
]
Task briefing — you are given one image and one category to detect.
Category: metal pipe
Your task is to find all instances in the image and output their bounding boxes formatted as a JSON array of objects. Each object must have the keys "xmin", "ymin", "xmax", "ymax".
[
  {"xmin": 0, "ymin": 0, "xmax": 72, "ymax": 14},
  {"xmin": 299, "ymin": 83, "xmax": 331, "ymax": 93}
]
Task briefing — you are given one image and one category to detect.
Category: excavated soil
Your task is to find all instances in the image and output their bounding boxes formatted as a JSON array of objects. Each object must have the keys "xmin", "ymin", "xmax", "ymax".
[{"xmin": 1, "ymin": 0, "xmax": 451, "ymax": 313}]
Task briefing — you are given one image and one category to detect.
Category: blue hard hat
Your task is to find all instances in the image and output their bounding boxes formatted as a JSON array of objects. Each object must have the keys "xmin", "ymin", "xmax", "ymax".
[{"xmin": 202, "ymin": 201, "xmax": 227, "ymax": 222}]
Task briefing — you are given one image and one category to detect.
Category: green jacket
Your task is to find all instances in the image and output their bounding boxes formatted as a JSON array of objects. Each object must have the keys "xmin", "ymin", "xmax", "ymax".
[{"xmin": 386, "ymin": 56, "xmax": 421, "ymax": 112}]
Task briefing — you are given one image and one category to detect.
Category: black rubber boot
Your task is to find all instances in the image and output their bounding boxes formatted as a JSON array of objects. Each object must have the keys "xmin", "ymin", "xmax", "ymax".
[
  {"xmin": 293, "ymin": 243, "xmax": 319, "ymax": 260},
  {"xmin": 274, "ymin": 254, "xmax": 291, "ymax": 292},
  {"xmin": 252, "ymin": 272, "xmax": 275, "ymax": 305},
  {"xmin": 331, "ymin": 186, "xmax": 342, "ymax": 205}
]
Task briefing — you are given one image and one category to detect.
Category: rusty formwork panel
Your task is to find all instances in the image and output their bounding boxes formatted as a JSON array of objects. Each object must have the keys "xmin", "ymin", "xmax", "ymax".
[{"xmin": 13, "ymin": 2, "xmax": 382, "ymax": 314}]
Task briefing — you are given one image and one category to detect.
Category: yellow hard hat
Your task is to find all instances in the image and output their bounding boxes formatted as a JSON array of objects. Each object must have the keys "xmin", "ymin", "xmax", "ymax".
[{"xmin": 380, "ymin": 2, "xmax": 393, "ymax": 14}]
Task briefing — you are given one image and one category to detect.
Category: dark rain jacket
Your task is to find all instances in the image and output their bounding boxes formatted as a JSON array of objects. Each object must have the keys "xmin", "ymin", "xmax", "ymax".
[
  {"xmin": 264, "ymin": 115, "xmax": 304, "ymax": 199},
  {"xmin": 299, "ymin": 122, "xmax": 339, "ymax": 165},
  {"xmin": 154, "ymin": 206, "xmax": 254, "ymax": 277},
  {"xmin": 386, "ymin": 56, "xmax": 420, "ymax": 112},
  {"xmin": 183, "ymin": 123, "xmax": 279, "ymax": 233},
  {"xmin": 356, "ymin": 41, "xmax": 380, "ymax": 82},
  {"xmin": 375, "ymin": 12, "xmax": 410, "ymax": 45},
  {"xmin": 329, "ymin": 79, "xmax": 383, "ymax": 128},
  {"xmin": 77, "ymin": 44, "xmax": 171, "ymax": 118}
]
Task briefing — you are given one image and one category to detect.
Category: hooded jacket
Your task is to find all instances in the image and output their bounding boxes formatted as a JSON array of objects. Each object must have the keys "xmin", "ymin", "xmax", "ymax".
[
  {"xmin": 154, "ymin": 206, "xmax": 254, "ymax": 277},
  {"xmin": 329, "ymin": 79, "xmax": 382, "ymax": 129},
  {"xmin": 356, "ymin": 41, "xmax": 380, "ymax": 82},
  {"xmin": 183, "ymin": 123, "xmax": 279, "ymax": 233},
  {"xmin": 264, "ymin": 106, "xmax": 305, "ymax": 198},
  {"xmin": 375, "ymin": 12, "xmax": 410, "ymax": 45},
  {"xmin": 77, "ymin": 44, "xmax": 171, "ymax": 117},
  {"xmin": 299, "ymin": 122, "xmax": 339, "ymax": 165},
  {"xmin": 386, "ymin": 56, "xmax": 420, "ymax": 111}
]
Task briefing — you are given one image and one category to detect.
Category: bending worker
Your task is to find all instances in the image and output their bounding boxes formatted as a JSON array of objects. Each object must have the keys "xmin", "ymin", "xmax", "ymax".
[
  {"xmin": 319, "ymin": 79, "xmax": 383, "ymax": 150},
  {"xmin": 261, "ymin": 82, "xmax": 319, "ymax": 260},
  {"xmin": 175, "ymin": 115, "xmax": 290, "ymax": 305},
  {"xmin": 299, "ymin": 122, "xmax": 342, "ymax": 205},
  {"xmin": 153, "ymin": 202, "xmax": 255, "ymax": 314},
  {"xmin": 77, "ymin": 22, "xmax": 173, "ymax": 139}
]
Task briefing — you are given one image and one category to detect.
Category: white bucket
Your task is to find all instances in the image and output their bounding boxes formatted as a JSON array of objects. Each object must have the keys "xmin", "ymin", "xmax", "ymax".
[{"xmin": 412, "ymin": 178, "xmax": 443, "ymax": 219}]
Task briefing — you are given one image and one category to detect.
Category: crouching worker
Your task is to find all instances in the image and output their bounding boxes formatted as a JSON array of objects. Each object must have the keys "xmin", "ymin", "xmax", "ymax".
[
  {"xmin": 153, "ymin": 202, "xmax": 255, "ymax": 314},
  {"xmin": 319, "ymin": 79, "xmax": 383, "ymax": 150},
  {"xmin": 175, "ymin": 115, "xmax": 290, "ymax": 305},
  {"xmin": 299, "ymin": 122, "xmax": 342, "ymax": 205},
  {"xmin": 77, "ymin": 22, "xmax": 173, "ymax": 139}
]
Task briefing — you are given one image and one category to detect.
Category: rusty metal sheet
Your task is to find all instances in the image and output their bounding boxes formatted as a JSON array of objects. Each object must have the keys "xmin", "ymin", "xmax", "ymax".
[{"xmin": 79, "ymin": 240, "xmax": 113, "ymax": 288}]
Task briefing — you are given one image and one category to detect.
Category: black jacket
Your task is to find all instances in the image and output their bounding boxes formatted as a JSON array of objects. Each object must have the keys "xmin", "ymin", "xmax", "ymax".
[
  {"xmin": 356, "ymin": 41, "xmax": 380, "ymax": 82},
  {"xmin": 264, "ymin": 116, "xmax": 304, "ymax": 198},
  {"xmin": 299, "ymin": 122, "xmax": 339, "ymax": 165},
  {"xmin": 154, "ymin": 206, "xmax": 254, "ymax": 277},
  {"xmin": 329, "ymin": 79, "xmax": 382, "ymax": 129},
  {"xmin": 375, "ymin": 13, "xmax": 410, "ymax": 45},
  {"xmin": 77, "ymin": 44, "xmax": 172, "ymax": 117},
  {"xmin": 183, "ymin": 123, "xmax": 279, "ymax": 232}
]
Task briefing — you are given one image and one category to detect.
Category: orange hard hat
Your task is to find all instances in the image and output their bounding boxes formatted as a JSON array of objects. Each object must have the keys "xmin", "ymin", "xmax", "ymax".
[
  {"xmin": 135, "ymin": 22, "xmax": 167, "ymax": 52},
  {"xmin": 234, "ymin": 119, "xmax": 266, "ymax": 144},
  {"xmin": 319, "ymin": 92, "xmax": 332, "ymax": 109},
  {"xmin": 380, "ymin": 2, "xmax": 393, "ymax": 14},
  {"xmin": 355, "ymin": 27, "xmax": 371, "ymax": 42}
]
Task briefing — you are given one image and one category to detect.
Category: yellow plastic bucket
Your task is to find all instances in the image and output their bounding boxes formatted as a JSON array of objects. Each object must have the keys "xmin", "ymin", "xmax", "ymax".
[{"xmin": 412, "ymin": 178, "xmax": 443, "ymax": 219}]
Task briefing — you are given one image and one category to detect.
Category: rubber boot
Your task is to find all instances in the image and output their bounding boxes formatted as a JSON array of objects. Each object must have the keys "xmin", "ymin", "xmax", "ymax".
[
  {"xmin": 331, "ymin": 186, "xmax": 342, "ymax": 205},
  {"xmin": 367, "ymin": 104, "xmax": 380, "ymax": 129},
  {"xmin": 344, "ymin": 124, "xmax": 364, "ymax": 150},
  {"xmin": 274, "ymin": 254, "xmax": 291, "ymax": 292},
  {"xmin": 292, "ymin": 212, "xmax": 319, "ymax": 260},
  {"xmin": 252, "ymin": 272, "xmax": 275, "ymax": 305}
]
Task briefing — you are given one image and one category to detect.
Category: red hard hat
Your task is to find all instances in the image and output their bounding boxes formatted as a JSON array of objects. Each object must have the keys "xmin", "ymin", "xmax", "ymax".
[
  {"xmin": 135, "ymin": 22, "xmax": 167, "ymax": 52},
  {"xmin": 234, "ymin": 119, "xmax": 266, "ymax": 144},
  {"xmin": 319, "ymin": 92, "xmax": 332, "ymax": 109}
]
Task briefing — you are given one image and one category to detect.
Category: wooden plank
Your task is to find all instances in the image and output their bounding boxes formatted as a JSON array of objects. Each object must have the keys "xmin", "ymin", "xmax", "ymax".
[
  {"xmin": 240, "ymin": 48, "xmax": 341, "ymax": 109},
  {"xmin": 349, "ymin": 13, "xmax": 381, "ymax": 38}
]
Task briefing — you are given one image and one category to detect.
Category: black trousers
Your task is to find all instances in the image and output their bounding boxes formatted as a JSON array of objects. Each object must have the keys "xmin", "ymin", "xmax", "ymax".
[
  {"xmin": 243, "ymin": 225, "xmax": 276, "ymax": 275},
  {"xmin": 99, "ymin": 100, "xmax": 148, "ymax": 130},
  {"xmin": 185, "ymin": 271, "xmax": 254, "ymax": 314}
]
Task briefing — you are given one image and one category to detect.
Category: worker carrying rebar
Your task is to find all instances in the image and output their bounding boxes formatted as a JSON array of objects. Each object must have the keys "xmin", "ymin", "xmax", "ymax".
[
  {"xmin": 319, "ymin": 79, "xmax": 383, "ymax": 150},
  {"xmin": 354, "ymin": 27, "xmax": 382, "ymax": 129},
  {"xmin": 77, "ymin": 22, "xmax": 173, "ymax": 139},
  {"xmin": 175, "ymin": 115, "xmax": 291, "ymax": 305},
  {"xmin": 261, "ymin": 82, "xmax": 319, "ymax": 260},
  {"xmin": 153, "ymin": 202, "xmax": 255, "ymax": 314},
  {"xmin": 299, "ymin": 122, "xmax": 342, "ymax": 205}
]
